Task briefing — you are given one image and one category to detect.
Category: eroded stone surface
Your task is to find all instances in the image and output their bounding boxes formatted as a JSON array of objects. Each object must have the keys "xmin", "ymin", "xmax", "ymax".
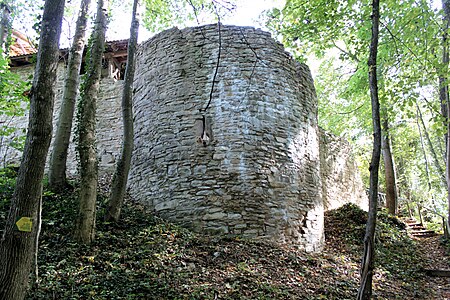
[
  {"xmin": 319, "ymin": 129, "xmax": 368, "ymax": 211},
  {"xmin": 128, "ymin": 24, "xmax": 324, "ymax": 251}
]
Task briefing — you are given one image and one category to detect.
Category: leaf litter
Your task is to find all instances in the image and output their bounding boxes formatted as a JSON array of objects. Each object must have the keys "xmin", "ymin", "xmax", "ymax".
[{"xmin": 1, "ymin": 183, "xmax": 448, "ymax": 299}]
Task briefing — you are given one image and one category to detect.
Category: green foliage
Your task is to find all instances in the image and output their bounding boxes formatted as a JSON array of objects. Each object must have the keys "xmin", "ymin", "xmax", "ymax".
[
  {"xmin": 0, "ymin": 62, "xmax": 28, "ymax": 115},
  {"xmin": 141, "ymin": 0, "xmax": 236, "ymax": 33},
  {"xmin": 266, "ymin": 0, "xmax": 370, "ymax": 61},
  {"xmin": 24, "ymin": 198, "xmax": 438, "ymax": 299},
  {"xmin": 325, "ymin": 203, "xmax": 367, "ymax": 244},
  {"xmin": 0, "ymin": 165, "xmax": 17, "ymax": 199},
  {"xmin": 440, "ymin": 236, "xmax": 450, "ymax": 255},
  {"xmin": 74, "ymin": 31, "xmax": 94, "ymax": 173},
  {"xmin": 325, "ymin": 203, "xmax": 427, "ymax": 297},
  {"xmin": 315, "ymin": 56, "xmax": 371, "ymax": 138},
  {"xmin": 267, "ymin": 0, "xmax": 448, "ymax": 207},
  {"xmin": 0, "ymin": 50, "xmax": 30, "ymax": 164},
  {"xmin": 142, "ymin": 0, "xmax": 178, "ymax": 31},
  {"xmin": 4, "ymin": 0, "xmax": 44, "ymax": 43},
  {"xmin": 0, "ymin": 165, "xmax": 17, "ymax": 224},
  {"xmin": 375, "ymin": 211, "xmax": 417, "ymax": 269}
]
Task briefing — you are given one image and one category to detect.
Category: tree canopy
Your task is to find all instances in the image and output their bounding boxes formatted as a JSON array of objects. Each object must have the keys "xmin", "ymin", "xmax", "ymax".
[{"xmin": 267, "ymin": 0, "xmax": 449, "ymax": 222}]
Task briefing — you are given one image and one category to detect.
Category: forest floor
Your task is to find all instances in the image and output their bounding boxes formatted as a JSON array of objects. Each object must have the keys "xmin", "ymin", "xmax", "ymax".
[
  {"xmin": 0, "ymin": 176, "xmax": 449, "ymax": 299},
  {"xmin": 418, "ymin": 236, "xmax": 450, "ymax": 299}
]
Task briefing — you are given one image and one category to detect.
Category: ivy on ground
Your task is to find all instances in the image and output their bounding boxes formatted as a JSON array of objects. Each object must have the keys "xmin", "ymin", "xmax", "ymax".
[{"xmin": 10, "ymin": 192, "xmax": 437, "ymax": 299}]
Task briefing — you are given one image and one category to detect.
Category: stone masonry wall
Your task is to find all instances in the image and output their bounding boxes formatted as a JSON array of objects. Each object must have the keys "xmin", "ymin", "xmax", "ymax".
[
  {"xmin": 3, "ymin": 25, "xmax": 368, "ymax": 251},
  {"xmin": 128, "ymin": 24, "xmax": 324, "ymax": 251},
  {"xmin": 2, "ymin": 62, "xmax": 123, "ymax": 174},
  {"xmin": 319, "ymin": 129, "xmax": 368, "ymax": 211}
]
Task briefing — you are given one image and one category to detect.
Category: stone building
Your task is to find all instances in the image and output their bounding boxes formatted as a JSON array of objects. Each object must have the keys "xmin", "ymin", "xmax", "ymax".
[
  {"xmin": 4, "ymin": 25, "xmax": 367, "ymax": 252},
  {"xmin": 2, "ymin": 39, "xmax": 126, "ymax": 173},
  {"xmin": 128, "ymin": 24, "xmax": 365, "ymax": 251}
]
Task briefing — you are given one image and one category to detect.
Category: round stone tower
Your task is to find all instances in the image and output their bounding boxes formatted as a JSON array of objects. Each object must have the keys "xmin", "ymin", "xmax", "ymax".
[{"xmin": 128, "ymin": 24, "xmax": 323, "ymax": 251}]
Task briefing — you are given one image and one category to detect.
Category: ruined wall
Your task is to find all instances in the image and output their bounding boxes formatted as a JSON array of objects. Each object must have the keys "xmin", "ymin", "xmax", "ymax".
[
  {"xmin": 128, "ymin": 24, "xmax": 323, "ymax": 251},
  {"xmin": 3, "ymin": 25, "xmax": 368, "ymax": 251},
  {"xmin": 2, "ymin": 63, "xmax": 123, "ymax": 174},
  {"xmin": 319, "ymin": 129, "xmax": 368, "ymax": 211}
]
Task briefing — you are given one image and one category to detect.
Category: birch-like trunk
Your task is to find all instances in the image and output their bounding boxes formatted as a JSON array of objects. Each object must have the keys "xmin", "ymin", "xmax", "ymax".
[
  {"xmin": 0, "ymin": 3, "xmax": 11, "ymax": 53},
  {"xmin": 105, "ymin": 0, "xmax": 139, "ymax": 222},
  {"xmin": 48, "ymin": 0, "xmax": 91, "ymax": 192},
  {"xmin": 0, "ymin": 0, "xmax": 65, "ymax": 298},
  {"xmin": 75, "ymin": 0, "xmax": 107, "ymax": 244}
]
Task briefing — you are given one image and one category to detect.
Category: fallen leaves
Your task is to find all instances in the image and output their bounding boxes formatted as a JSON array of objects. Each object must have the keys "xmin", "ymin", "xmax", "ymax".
[{"xmin": 1, "ymin": 190, "xmax": 445, "ymax": 299}]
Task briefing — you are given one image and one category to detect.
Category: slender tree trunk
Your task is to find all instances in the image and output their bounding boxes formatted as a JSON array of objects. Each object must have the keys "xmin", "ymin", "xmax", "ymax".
[
  {"xmin": 48, "ymin": 0, "xmax": 91, "ymax": 192},
  {"xmin": 381, "ymin": 116, "xmax": 397, "ymax": 215},
  {"xmin": 357, "ymin": 0, "xmax": 381, "ymax": 298},
  {"xmin": 417, "ymin": 104, "xmax": 435, "ymax": 193},
  {"xmin": 0, "ymin": 0, "xmax": 65, "ymax": 298},
  {"xmin": 105, "ymin": 0, "xmax": 139, "ymax": 222},
  {"xmin": 442, "ymin": 0, "xmax": 450, "ymax": 238},
  {"xmin": 405, "ymin": 190, "xmax": 413, "ymax": 219},
  {"xmin": 75, "ymin": 0, "xmax": 107, "ymax": 244},
  {"xmin": 417, "ymin": 103, "xmax": 446, "ymax": 186},
  {"xmin": 440, "ymin": 92, "xmax": 448, "ymax": 158},
  {"xmin": 440, "ymin": 33, "xmax": 448, "ymax": 160},
  {"xmin": 0, "ymin": 3, "xmax": 11, "ymax": 53}
]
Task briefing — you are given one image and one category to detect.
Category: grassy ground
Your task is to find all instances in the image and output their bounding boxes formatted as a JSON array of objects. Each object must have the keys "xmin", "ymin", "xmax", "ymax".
[{"xmin": 0, "ymin": 171, "xmax": 447, "ymax": 299}]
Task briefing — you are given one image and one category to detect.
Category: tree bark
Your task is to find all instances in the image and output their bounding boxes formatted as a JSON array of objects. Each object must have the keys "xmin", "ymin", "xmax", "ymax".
[
  {"xmin": 75, "ymin": 0, "xmax": 107, "ymax": 244},
  {"xmin": 417, "ymin": 104, "xmax": 436, "ymax": 196},
  {"xmin": 441, "ymin": 4, "xmax": 449, "ymax": 162},
  {"xmin": 105, "ymin": 0, "xmax": 139, "ymax": 222},
  {"xmin": 0, "ymin": 2, "xmax": 11, "ymax": 53},
  {"xmin": 0, "ymin": 0, "xmax": 65, "ymax": 298},
  {"xmin": 357, "ymin": 0, "xmax": 381, "ymax": 299},
  {"xmin": 381, "ymin": 116, "xmax": 397, "ymax": 215},
  {"xmin": 442, "ymin": 0, "xmax": 450, "ymax": 238},
  {"xmin": 48, "ymin": 0, "xmax": 91, "ymax": 192},
  {"xmin": 417, "ymin": 103, "xmax": 446, "ymax": 186}
]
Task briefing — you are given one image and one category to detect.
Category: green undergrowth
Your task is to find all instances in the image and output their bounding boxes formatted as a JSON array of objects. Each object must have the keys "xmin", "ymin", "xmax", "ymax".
[
  {"xmin": 325, "ymin": 204, "xmax": 426, "ymax": 299},
  {"xmin": 0, "ymin": 170, "xmax": 438, "ymax": 299},
  {"xmin": 29, "ymin": 197, "xmax": 434, "ymax": 300},
  {"xmin": 441, "ymin": 236, "xmax": 450, "ymax": 255},
  {"xmin": 0, "ymin": 165, "xmax": 18, "ymax": 226}
]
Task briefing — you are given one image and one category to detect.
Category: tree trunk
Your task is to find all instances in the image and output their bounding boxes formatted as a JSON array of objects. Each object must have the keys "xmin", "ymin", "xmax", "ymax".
[
  {"xmin": 381, "ymin": 116, "xmax": 397, "ymax": 215},
  {"xmin": 443, "ymin": 0, "xmax": 450, "ymax": 238},
  {"xmin": 357, "ymin": 0, "xmax": 380, "ymax": 299},
  {"xmin": 0, "ymin": 0, "xmax": 65, "ymax": 298},
  {"xmin": 0, "ymin": 3, "xmax": 11, "ymax": 53},
  {"xmin": 105, "ymin": 0, "xmax": 139, "ymax": 222},
  {"xmin": 417, "ymin": 103, "xmax": 437, "ymax": 203},
  {"xmin": 48, "ymin": 0, "xmax": 91, "ymax": 192},
  {"xmin": 417, "ymin": 103, "xmax": 446, "ymax": 186},
  {"xmin": 75, "ymin": 0, "xmax": 107, "ymax": 244}
]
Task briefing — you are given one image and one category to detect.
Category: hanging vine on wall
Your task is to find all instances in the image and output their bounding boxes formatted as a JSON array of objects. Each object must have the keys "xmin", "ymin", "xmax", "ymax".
[
  {"xmin": 193, "ymin": 2, "xmax": 268, "ymax": 147},
  {"xmin": 197, "ymin": 14, "xmax": 222, "ymax": 147},
  {"xmin": 202, "ymin": 22, "xmax": 221, "ymax": 113}
]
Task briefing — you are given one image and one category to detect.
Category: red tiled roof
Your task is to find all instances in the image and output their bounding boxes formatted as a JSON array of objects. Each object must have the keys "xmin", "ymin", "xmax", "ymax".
[
  {"xmin": 8, "ymin": 33, "xmax": 128, "ymax": 67},
  {"xmin": 9, "ymin": 30, "xmax": 37, "ymax": 57}
]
